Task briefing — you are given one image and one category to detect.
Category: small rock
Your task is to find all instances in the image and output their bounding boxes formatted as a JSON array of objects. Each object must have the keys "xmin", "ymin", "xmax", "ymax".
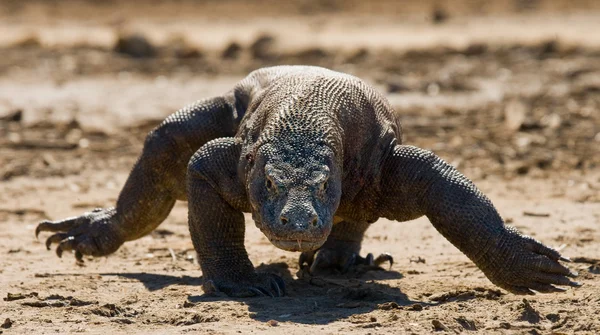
[
  {"xmin": 426, "ymin": 82, "xmax": 440, "ymax": 96},
  {"xmin": 266, "ymin": 319, "xmax": 278, "ymax": 326},
  {"xmin": 409, "ymin": 256, "xmax": 426, "ymax": 264},
  {"xmin": 546, "ymin": 313, "xmax": 560, "ymax": 322},
  {"xmin": 541, "ymin": 113, "xmax": 562, "ymax": 129},
  {"xmin": 408, "ymin": 303, "xmax": 423, "ymax": 311},
  {"xmin": 174, "ymin": 46, "xmax": 202, "ymax": 59},
  {"xmin": 296, "ymin": 47, "xmax": 328, "ymax": 61},
  {"xmin": 377, "ymin": 301, "xmax": 399, "ymax": 310},
  {"xmin": 222, "ymin": 42, "xmax": 242, "ymax": 59},
  {"xmin": 14, "ymin": 35, "xmax": 41, "ymax": 48},
  {"xmin": 0, "ymin": 109, "xmax": 22, "ymax": 122},
  {"xmin": 463, "ymin": 43, "xmax": 488, "ymax": 56},
  {"xmin": 1, "ymin": 319, "xmax": 12, "ymax": 329},
  {"xmin": 114, "ymin": 33, "xmax": 156, "ymax": 58},
  {"xmin": 504, "ymin": 99, "xmax": 527, "ymax": 131},
  {"xmin": 345, "ymin": 48, "xmax": 368, "ymax": 64},
  {"xmin": 168, "ymin": 35, "xmax": 202, "ymax": 59},
  {"xmin": 518, "ymin": 299, "xmax": 541, "ymax": 324},
  {"xmin": 386, "ymin": 78, "xmax": 410, "ymax": 93},
  {"xmin": 4, "ymin": 292, "xmax": 37, "ymax": 301},
  {"xmin": 432, "ymin": 7, "xmax": 449, "ymax": 24},
  {"xmin": 250, "ymin": 34, "xmax": 276, "ymax": 60},
  {"xmin": 432, "ymin": 319, "xmax": 447, "ymax": 331},
  {"xmin": 111, "ymin": 318, "xmax": 134, "ymax": 324},
  {"xmin": 456, "ymin": 316, "xmax": 477, "ymax": 330}
]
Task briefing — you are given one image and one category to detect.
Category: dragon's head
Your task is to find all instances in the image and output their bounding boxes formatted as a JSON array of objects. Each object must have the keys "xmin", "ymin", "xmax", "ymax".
[{"xmin": 247, "ymin": 141, "xmax": 341, "ymax": 252}]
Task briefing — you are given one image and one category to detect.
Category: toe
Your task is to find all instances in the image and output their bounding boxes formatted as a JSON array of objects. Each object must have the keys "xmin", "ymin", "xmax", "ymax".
[
  {"xmin": 268, "ymin": 274, "xmax": 286, "ymax": 297},
  {"xmin": 533, "ymin": 272, "xmax": 581, "ymax": 287},
  {"xmin": 535, "ymin": 256, "xmax": 578, "ymax": 277},
  {"xmin": 36, "ymin": 217, "xmax": 84, "ymax": 238},
  {"xmin": 299, "ymin": 251, "xmax": 315, "ymax": 269},
  {"xmin": 528, "ymin": 282, "xmax": 566, "ymax": 293},
  {"xmin": 365, "ymin": 253, "xmax": 374, "ymax": 265},
  {"xmin": 75, "ymin": 250, "xmax": 84, "ymax": 262},
  {"xmin": 249, "ymin": 287, "xmax": 272, "ymax": 297},
  {"xmin": 202, "ymin": 280, "xmax": 219, "ymax": 294},
  {"xmin": 56, "ymin": 236, "xmax": 78, "ymax": 258},
  {"xmin": 203, "ymin": 274, "xmax": 286, "ymax": 298},
  {"xmin": 309, "ymin": 250, "xmax": 329, "ymax": 273},
  {"xmin": 374, "ymin": 253, "xmax": 394, "ymax": 269},
  {"xmin": 506, "ymin": 285, "xmax": 536, "ymax": 295},
  {"xmin": 536, "ymin": 257, "xmax": 572, "ymax": 276},
  {"xmin": 527, "ymin": 239, "xmax": 561, "ymax": 261},
  {"xmin": 45, "ymin": 233, "xmax": 69, "ymax": 250},
  {"xmin": 341, "ymin": 253, "xmax": 357, "ymax": 273}
]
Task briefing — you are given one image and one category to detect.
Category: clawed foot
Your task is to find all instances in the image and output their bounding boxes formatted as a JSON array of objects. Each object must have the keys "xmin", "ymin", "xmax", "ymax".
[
  {"xmin": 203, "ymin": 273, "xmax": 286, "ymax": 297},
  {"xmin": 480, "ymin": 228, "xmax": 581, "ymax": 295},
  {"xmin": 35, "ymin": 208, "xmax": 124, "ymax": 262},
  {"xmin": 299, "ymin": 248, "xmax": 393, "ymax": 274}
]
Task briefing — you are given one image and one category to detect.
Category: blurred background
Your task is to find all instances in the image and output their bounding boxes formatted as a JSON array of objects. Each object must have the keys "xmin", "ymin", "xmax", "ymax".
[{"xmin": 0, "ymin": 0, "xmax": 599, "ymax": 186}]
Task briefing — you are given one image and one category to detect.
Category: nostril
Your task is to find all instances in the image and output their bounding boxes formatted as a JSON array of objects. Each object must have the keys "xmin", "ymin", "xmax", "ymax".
[
  {"xmin": 280, "ymin": 216, "xmax": 288, "ymax": 225},
  {"xmin": 310, "ymin": 216, "xmax": 318, "ymax": 227}
]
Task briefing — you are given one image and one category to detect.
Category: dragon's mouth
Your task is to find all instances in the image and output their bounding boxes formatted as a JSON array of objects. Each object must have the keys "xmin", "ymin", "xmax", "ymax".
[{"xmin": 269, "ymin": 238, "xmax": 326, "ymax": 252}]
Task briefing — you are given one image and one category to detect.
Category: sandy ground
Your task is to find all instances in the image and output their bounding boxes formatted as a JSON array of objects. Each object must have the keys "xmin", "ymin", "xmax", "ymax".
[{"xmin": 1, "ymin": 1, "xmax": 600, "ymax": 334}]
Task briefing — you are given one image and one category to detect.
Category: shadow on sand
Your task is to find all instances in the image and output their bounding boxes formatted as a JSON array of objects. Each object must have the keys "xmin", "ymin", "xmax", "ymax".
[{"xmin": 102, "ymin": 262, "xmax": 434, "ymax": 325}]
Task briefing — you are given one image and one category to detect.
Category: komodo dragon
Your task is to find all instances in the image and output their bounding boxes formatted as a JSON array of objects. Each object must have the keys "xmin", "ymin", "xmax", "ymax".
[{"xmin": 36, "ymin": 65, "xmax": 580, "ymax": 297}]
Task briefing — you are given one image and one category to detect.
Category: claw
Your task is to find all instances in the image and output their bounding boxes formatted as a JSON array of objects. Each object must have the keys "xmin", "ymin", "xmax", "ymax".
[
  {"xmin": 35, "ymin": 223, "xmax": 45, "ymax": 239},
  {"xmin": 36, "ymin": 217, "xmax": 83, "ymax": 239},
  {"xmin": 56, "ymin": 236, "xmax": 76, "ymax": 258},
  {"xmin": 530, "ymin": 283, "xmax": 567, "ymax": 293},
  {"xmin": 365, "ymin": 253, "xmax": 374, "ymax": 266},
  {"xmin": 510, "ymin": 287, "xmax": 536, "ymax": 295},
  {"xmin": 374, "ymin": 253, "xmax": 394, "ymax": 270},
  {"xmin": 309, "ymin": 253, "xmax": 325, "ymax": 274},
  {"xmin": 341, "ymin": 253, "xmax": 357, "ymax": 273},
  {"xmin": 353, "ymin": 252, "xmax": 393, "ymax": 270},
  {"xmin": 45, "ymin": 233, "xmax": 69, "ymax": 250},
  {"xmin": 75, "ymin": 250, "xmax": 84, "ymax": 263},
  {"xmin": 299, "ymin": 251, "xmax": 315, "ymax": 269},
  {"xmin": 270, "ymin": 279, "xmax": 282, "ymax": 297},
  {"xmin": 559, "ymin": 256, "xmax": 572, "ymax": 263},
  {"xmin": 202, "ymin": 280, "xmax": 219, "ymax": 294},
  {"xmin": 270, "ymin": 275, "xmax": 286, "ymax": 296},
  {"xmin": 249, "ymin": 287, "xmax": 271, "ymax": 297}
]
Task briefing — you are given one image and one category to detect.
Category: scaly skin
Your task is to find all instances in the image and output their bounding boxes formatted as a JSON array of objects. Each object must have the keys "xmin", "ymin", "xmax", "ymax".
[{"xmin": 37, "ymin": 66, "xmax": 579, "ymax": 297}]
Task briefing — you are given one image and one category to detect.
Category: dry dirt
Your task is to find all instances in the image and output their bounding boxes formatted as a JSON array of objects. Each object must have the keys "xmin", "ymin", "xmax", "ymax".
[{"xmin": 1, "ymin": 1, "xmax": 600, "ymax": 334}]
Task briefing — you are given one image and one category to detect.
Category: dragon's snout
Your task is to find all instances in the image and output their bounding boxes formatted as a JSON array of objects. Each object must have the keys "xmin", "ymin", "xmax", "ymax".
[{"xmin": 260, "ymin": 201, "xmax": 332, "ymax": 252}]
